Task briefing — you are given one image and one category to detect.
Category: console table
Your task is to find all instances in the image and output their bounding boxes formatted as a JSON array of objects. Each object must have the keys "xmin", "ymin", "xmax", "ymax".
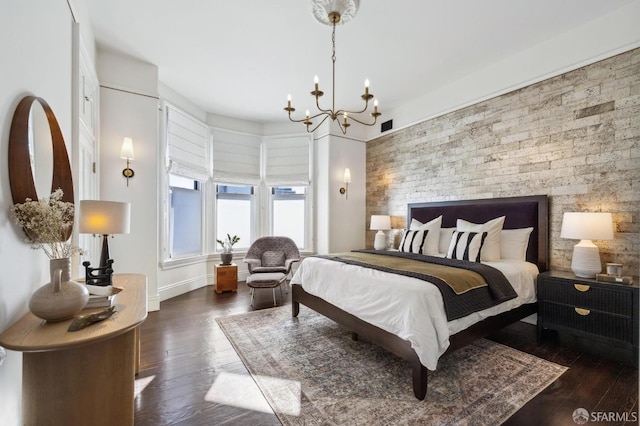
[{"xmin": 0, "ymin": 274, "xmax": 147, "ymax": 426}]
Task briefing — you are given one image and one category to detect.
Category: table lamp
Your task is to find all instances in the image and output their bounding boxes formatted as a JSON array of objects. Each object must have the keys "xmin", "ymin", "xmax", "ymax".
[
  {"xmin": 370, "ymin": 215, "xmax": 391, "ymax": 250},
  {"xmin": 560, "ymin": 212, "xmax": 613, "ymax": 278},
  {"xmin": 79, "ymin": 200, "xmax": 131, "ymax": 271}
]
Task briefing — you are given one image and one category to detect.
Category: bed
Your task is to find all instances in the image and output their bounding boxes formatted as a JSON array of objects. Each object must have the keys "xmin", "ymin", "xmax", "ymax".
[{"xmin": 290, "ymin": 195, "xmax": 548, "ymax": 400}]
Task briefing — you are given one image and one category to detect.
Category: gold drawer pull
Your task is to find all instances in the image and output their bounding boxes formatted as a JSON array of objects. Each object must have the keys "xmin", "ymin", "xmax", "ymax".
[
  {"xmin": 574, "ymin": 284, "xmax": 590, "ymax": 292},
  {"xmin": 575, "ymin": 307, "xmax": 591, "ymax": 316}
]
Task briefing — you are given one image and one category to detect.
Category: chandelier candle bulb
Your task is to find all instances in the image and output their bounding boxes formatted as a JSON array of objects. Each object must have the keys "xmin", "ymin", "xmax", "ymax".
[
  {"xmin": 287, "ymin": 95, "xmax": 291, "ymax": 109},
  {"xmin": 365, "ymin": 79, "xmax": 369, "ymax": 95},
  {"xmin": 314, "ymin": 75, "xmax": 319, "ymax": 91}
]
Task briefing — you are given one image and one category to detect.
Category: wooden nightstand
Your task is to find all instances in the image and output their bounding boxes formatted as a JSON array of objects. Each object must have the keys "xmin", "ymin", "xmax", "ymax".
[
  {"xmin": 215, "ymin": 263, "xmax": 238, "ymax": 293},
  {"xmin": 537, "ymin": 270, "xmax": 638, "ymax": 366}
]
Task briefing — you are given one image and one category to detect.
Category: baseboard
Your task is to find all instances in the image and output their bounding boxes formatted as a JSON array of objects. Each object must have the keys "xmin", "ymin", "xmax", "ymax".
[
  {"xmin": 159, "ymin": 276, "xmax": 208, "ymax": 302},
  {"xmin": 147, "ymin": 294, "xmax": 161, "ymax": 312}
]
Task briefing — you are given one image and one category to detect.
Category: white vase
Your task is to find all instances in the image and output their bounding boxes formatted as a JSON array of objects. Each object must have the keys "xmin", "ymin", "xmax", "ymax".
[{"xmin": 29, "ymin": 258, "xmax": 89, "ymax": 322}]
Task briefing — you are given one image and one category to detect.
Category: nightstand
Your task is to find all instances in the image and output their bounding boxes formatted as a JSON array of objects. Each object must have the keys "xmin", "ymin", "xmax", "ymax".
[
  {"xmin": 215, "ymin": 263, "xmax": 238, "ymax": 293},
  {"xmin": 537, "ymin": 270, "xmax": 638, "ymax": 366}
]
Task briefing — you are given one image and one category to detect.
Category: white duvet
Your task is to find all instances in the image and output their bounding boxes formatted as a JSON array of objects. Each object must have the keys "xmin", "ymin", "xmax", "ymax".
[{"xmin": 290, "ymin": 256, "xmax": 538, "ymax": 370}]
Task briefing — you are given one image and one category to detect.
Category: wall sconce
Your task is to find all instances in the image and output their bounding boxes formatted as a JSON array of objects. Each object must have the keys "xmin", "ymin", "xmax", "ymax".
[
  {"xmin": 120, "ymin": 137, "xmax": 135, "ymax": 186},
  {"xmin": 339, "ymin": 168, "xmax": 351, "ymax": 199},
  {"xmin": 560, "ymin": 212, "xmax": 613, "ymax": 278}
]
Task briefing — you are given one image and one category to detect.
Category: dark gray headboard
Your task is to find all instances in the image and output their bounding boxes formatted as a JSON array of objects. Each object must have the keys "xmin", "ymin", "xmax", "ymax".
[{"xmin": 407, "ymin": 195, "xmax": 548, "ymax": 271}]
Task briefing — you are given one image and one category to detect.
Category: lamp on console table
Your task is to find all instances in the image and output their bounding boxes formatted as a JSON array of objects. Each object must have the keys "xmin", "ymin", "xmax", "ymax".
[
  {"xmin": 560, "ymin": 212, "xmax": 613, "ymax": 278},
  {"xmin": 79, "ymin": 200, "xmax": 131, "ymax": 272},
  {"xmin": 370, "ymin": 215, "xmax": 391, "ymax": 251}
]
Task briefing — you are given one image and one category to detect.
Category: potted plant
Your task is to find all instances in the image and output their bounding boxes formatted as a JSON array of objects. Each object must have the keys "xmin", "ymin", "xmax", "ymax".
[{"xmin": 217, "ymin": 234, "xmax": 240, "ymax": 265}]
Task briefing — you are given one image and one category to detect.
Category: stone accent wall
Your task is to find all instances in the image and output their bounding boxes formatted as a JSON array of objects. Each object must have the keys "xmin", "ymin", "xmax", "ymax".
[{"xmin": 367, "ymin": 48, "xmax": 639, "ymax": 276}]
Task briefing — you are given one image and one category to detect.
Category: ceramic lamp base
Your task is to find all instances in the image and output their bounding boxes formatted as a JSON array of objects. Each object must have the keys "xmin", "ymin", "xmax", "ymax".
[
  {"xmin": 571, "ymin": 240, "xmax": 602, "ymax": 278},
  {"xmin": 374, "ymin": 231, "xmax": 387, "ymax": 250}
]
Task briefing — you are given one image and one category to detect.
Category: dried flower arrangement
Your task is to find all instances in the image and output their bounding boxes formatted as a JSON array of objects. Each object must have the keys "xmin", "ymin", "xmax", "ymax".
[{"xmin": 10, "ymin": 188, "xmax": 80, "ymax": 259}]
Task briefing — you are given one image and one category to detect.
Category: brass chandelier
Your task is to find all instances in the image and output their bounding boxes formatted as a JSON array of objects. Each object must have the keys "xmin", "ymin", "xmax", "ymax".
[{"xmin": 284, "ymin": 0, "xmax": 381, "ymax": 134}]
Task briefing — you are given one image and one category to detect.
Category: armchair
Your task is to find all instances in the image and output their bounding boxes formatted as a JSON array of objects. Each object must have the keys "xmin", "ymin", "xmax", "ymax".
[{"xmin": 243, "ymin": 237, "xmax": 301, "ymax": 306}]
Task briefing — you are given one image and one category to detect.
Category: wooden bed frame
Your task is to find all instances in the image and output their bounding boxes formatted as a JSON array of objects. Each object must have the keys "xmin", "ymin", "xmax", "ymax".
[{"xmin": 292, "ymin": 195, "xmax": 548, "ymax": 400}]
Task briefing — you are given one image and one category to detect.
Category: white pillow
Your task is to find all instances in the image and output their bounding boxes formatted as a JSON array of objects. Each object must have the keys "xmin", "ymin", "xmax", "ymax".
[
  {"xmin": 446, "ymin": 231, "xmax": 488, "ymax": 262},
  {"xmin": 399, "ymin": 229, "xmax": 430, "ymax": 254},
  {"xmin": 456, "ymin": 216, "xmax": 505, "ymax": 261},
  {"xmin": 439, "ymin": 228, "xmax": 455, "ymax": 254},
  {"xmin": 500, "ymin": 228, "xmax": 534, "ymax": 261},
  {"xmin": 408, "ymin": 215, "xmax": 442, "ymax": 255}
]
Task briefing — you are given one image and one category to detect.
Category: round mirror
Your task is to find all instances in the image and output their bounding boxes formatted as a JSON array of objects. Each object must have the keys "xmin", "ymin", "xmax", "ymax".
[
  {"xmin": 28, "ymin": 101, "xmax": 55, "ymax": 197},
  {"xmin": 8, "ymin": 96, "xmax": 74, "ymax": 240}
]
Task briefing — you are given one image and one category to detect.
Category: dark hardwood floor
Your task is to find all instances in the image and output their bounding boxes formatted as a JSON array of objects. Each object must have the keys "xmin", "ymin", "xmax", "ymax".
[{"xmin": 134, "ymin": 282, "xmax": 638, "ymax": 425}]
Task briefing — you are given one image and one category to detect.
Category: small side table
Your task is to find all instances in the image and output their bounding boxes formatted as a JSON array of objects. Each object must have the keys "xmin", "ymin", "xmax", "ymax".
[{"xmin": 215, "ymin": 263, "xmax": 238, "ymax": 293}]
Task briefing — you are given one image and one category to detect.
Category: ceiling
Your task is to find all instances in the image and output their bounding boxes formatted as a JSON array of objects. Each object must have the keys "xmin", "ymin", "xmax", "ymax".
[{"xmin": 85, "ymin": 0, "xmax": 634, "ymax": 125}]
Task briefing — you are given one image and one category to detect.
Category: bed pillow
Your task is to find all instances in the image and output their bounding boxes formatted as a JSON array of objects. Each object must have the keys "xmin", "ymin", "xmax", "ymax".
[
  {"xmin": 439, "ymin": 228, "xmax": 455, "ymax": 254},
  {"xmin": 456, "ymin": 216, "xmax": 505, "ymax": 261},
  {"xmin": 399, "ymin": 229, "xmax": 429, "ymax": 254},
  {"xmin": 500, "ymin": 227, "xmax": 534, "ymax": 261},
  {"xmin": 446, "ymin": 231, "xmax": 488, "ymax": 262},
  {"xmin": 408, "ymin": 215, "xmax": 442, "ymax": 255}
]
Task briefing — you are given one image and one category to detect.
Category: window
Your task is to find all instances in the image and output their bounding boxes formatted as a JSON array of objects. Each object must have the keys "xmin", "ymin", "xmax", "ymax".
[
  {"xmin": 216, "ymin": 184, "xmax": 254, "ymax": 251},
  {"xmin": 271, "ymin": 186, "xmax": 306, "ymax": 248},
  {"xmin": 169, "ymin": 174, "xmax": 202, "ymax": 257}
]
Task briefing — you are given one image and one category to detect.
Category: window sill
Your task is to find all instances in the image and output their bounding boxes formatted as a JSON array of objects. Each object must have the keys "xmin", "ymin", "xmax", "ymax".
[
  {"xmin": 160, "ymin": 249, "xmax": 314, "ymax": 271},
  {"xmin": 160, "ymin": 254, "xmax": 209, "ymax": 270}
]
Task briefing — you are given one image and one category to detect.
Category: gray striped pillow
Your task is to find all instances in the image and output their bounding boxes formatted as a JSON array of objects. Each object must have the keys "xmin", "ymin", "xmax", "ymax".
[
  {"xmin": 446, "ymin": 231, "xmax": 488, "ymax": 262},
  {"xmin": 399, "ymin": 229, "xmax": 429, "ymax": 254}
]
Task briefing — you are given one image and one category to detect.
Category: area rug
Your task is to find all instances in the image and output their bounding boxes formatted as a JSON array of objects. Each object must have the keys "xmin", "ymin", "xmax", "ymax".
[{"xmin": 216, "ymin": 307, "xmax": 567, "ymax": 425}]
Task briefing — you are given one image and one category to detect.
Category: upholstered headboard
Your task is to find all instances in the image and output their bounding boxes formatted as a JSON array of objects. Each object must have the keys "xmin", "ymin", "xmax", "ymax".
[{"xmin": 407, "ymin": 195, "xmax": 548, "ymax": 272}]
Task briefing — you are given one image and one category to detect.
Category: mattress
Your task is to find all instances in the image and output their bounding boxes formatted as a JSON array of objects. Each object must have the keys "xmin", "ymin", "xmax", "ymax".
[{"xmin": 290, "ymin": 256, "xmax": 538, "ymax": 370}]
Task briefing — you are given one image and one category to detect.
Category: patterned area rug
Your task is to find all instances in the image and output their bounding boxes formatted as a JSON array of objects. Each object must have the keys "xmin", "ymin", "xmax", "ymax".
[{"xmin": 217, "ymin": 307, "xmax": 567, "ymax": 425}]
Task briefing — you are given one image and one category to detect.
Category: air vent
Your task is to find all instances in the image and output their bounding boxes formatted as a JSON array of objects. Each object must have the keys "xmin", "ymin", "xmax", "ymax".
[{"xmin": 381, "ymin": 119, "xmax": 393, "ymax": 132}]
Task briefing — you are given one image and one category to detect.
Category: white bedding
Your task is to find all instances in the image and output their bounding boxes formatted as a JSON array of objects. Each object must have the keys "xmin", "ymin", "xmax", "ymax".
[{"xmin": 290, "ymin": 255, "xmax": 538, "ymax": 370}]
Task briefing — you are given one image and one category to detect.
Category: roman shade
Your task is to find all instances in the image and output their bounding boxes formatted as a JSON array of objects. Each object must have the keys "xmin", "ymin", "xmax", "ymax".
[
  {"xmin": 166, "ymin": 104, "xmax": 210, "ymax": 181},
  {"xmin": 263, "ymin": 135, "xmax": 311, "ymax": 186},
  {"xmin": 211, "ymin": 128, "xmax": 261, "ymax": 185}
]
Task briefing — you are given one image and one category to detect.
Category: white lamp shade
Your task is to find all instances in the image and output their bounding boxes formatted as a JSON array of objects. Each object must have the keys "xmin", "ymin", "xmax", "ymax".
[
  {"xmin": 343, "ymin": 168, "xmax": 351, "ymax": 183},
  {"xmin": 79, "ymin": 200, "xmax": 131, "ymax": 235},
  {"xmin": 560, "ymin": 212, "xmax": 613, "ymax": 240},
  {"xmin": 120, "ymin": 137, "xmax": 135, "ymax": 160},
  {"xmin": 370, "ymin": 215, "xmax": 391, "ymax": 231}
]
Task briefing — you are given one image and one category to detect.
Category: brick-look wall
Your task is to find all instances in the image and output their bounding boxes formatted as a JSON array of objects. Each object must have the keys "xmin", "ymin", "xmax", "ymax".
[{"xmin": 367, "ymin": 48, "xmax": 639, "ymax": 275}]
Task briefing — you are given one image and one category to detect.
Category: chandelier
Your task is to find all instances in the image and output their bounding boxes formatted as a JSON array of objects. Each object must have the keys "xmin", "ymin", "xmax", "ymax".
[{"xmin": 284, "ymin": 0, "xmax": 381, "ymax": 134}]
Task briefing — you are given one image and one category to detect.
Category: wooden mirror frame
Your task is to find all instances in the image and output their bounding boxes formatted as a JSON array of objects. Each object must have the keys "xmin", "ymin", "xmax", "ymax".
[{"xmin": 8, "ymin": 96, "xmax": 74, "ymax": 239}]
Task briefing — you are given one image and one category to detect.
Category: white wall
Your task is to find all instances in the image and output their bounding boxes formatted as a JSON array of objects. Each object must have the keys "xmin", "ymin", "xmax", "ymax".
[
  {"xmin": 0, "ymin": 2, "xmax": 75, "ymax": 424},
  {"xmin": 328, "ymin": 134, "xmax": 366, "ymax": 252},
  {"xmin": 97, "ymin": 50, "xmax": 161, "ymax": 311},
  {"xmin": 314, "ymin": 121, "xmax": 366, "ymax": 254}
]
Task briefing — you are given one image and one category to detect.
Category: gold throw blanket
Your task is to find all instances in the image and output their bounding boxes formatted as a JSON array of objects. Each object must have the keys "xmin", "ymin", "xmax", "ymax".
[{"xmin": 329, "ymin": 252, "xmax": 487, "ymax": 295}]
